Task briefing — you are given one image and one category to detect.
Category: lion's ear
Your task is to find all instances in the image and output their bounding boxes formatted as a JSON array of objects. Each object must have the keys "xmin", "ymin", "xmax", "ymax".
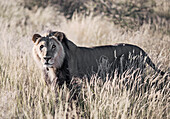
[
  {"xmin": 53, "ymin": 32, "xmax": 65, "ymax": 42},
  {"xmin": 32, "ymin": 34, "xmax": 41, "ymax": 43}
]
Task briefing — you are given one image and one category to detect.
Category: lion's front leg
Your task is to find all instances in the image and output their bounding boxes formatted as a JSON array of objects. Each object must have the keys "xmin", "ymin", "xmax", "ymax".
[
  {"xmin": 42, "ymin": 69, "xmax": 51, "ymax": 86},
  {"xmin": 42, "ymin": 68, "xmax": 57, "ymax": 86}
]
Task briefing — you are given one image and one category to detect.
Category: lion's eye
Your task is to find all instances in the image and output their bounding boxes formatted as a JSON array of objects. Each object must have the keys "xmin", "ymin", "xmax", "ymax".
[
  {"xmin": 40, "ymin": 45, "xmax": 44, "ymax": 50},
  {"xmin": 52, "ymin": 45, "xmax": 56, "ymax": 49}
]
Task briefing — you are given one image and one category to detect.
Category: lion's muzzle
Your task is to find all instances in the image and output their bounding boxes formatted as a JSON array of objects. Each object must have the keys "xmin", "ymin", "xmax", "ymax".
[{"xmin": 43, "ymin": 56, "xmax": 54, "ymax": 68}]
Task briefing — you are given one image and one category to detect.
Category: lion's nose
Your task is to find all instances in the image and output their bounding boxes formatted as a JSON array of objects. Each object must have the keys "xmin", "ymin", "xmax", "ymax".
[{"xmin": 44, "ymin": 56, "xmax": 51, "ymax": 62}]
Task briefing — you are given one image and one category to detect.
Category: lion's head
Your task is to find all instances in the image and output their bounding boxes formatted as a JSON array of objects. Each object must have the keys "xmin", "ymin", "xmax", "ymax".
[{"xmin": 32, "ymin": 31, "xmax": 65, "ymax": 69}]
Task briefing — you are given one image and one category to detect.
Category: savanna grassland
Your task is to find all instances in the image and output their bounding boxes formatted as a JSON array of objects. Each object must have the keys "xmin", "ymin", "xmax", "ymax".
[{"xmin": 0, "ymin": 0, "xmax": 169, "ymax": 118}]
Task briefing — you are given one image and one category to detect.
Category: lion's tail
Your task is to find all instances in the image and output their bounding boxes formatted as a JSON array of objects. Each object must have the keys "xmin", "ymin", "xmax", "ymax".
[{"xmin": 146, "ymin": 56, "xmax": 165, "ymax": 76}]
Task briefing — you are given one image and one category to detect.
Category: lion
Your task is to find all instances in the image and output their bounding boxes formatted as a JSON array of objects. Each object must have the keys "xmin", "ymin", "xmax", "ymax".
[{"xmin": 32, "ymin": 31, "xmax": 165, "ymax": 86}]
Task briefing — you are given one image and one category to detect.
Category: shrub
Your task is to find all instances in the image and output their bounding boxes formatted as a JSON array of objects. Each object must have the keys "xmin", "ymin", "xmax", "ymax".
[{"xmin": 23, "ymin": 0, "xmax": 170, "ymax": 31}]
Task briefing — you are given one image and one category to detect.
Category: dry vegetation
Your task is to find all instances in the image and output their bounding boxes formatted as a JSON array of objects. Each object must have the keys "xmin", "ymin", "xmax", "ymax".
[{"xmin": 0, "ymin": 0, "xmax": 169, "ymax": 118}]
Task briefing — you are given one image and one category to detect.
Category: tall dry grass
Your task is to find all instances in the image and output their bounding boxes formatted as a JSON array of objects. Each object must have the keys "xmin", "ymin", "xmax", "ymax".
[{"xmin": 0, "ymin": 0, "xmax": 169, "ymax": 118}]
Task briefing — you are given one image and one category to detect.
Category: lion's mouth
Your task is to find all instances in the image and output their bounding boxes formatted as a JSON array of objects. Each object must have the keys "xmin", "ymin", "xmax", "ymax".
[{"xmin": 44, "ymin": 62, "xmax": 54, "ymax": 68}]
